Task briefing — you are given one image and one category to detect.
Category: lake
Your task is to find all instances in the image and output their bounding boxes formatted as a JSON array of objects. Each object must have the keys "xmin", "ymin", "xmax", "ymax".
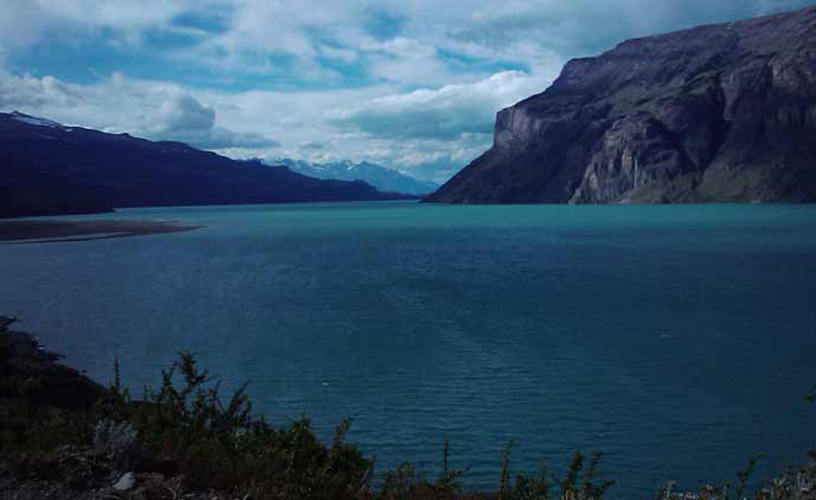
[{"xmin": 1, "ymin": 201, "xmax": 815, "ymax": 498}]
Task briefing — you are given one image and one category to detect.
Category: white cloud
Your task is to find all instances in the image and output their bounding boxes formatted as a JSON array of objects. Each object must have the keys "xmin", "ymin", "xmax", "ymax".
[
  {"xmin": 0, "ymin": 0, "xmax": 200, "ymax": 49},
  {"xmin": 450, "ymin": 0, "xmax": 812, "ymax": 58},
  {"xmin": 318, "ymin": 44, "xmax": 359, "ymax": 64},
  {"xmin": 158, "ymin": 126, "xmax": 281, "ymax": 150},
  {"xmin": 326, "ymin": 70, "xmax": 548, "ymax": 140},
  {"xmin": 151, "ymin": 92, "xmax": 215, "ymax": 132},
  {"xmin": 0, "ymin": 72, "xmax": 280, "ymax": 150}
]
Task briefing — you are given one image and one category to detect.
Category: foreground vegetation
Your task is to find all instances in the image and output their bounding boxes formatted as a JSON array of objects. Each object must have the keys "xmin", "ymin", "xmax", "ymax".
[{"xmin": 1, "ymin": 316, "xmax": 814, "ymax": 499}]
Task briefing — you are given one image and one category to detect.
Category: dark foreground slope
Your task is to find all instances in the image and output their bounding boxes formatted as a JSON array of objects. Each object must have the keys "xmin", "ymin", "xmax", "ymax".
[
  {"xmin": 2, "ymin": 315, "xmax": 816, "ymax": 499},
  {"xmin": 428, "ymin": 6, "xmax": 816, "ymax": 204},
  {"xmin": 0, "ymin": 112, "xmax": 406, "ymax": 217}
]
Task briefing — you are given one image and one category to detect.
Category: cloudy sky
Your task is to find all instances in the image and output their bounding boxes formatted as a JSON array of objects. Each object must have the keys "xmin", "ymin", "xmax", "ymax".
[{"xmin": 0, "ymin": 0, "xmax": 812, "ymax": 182}]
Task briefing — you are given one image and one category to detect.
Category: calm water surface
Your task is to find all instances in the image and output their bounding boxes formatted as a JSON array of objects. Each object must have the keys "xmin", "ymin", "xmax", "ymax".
[{"xmin": 1, "ymin": 202, "xmax": 815, "ymax": 498}]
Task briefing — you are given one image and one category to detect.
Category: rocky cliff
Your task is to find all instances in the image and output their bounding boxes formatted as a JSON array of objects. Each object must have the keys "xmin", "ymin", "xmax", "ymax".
[{"xmin": 428, "ymin": 5, "xmax": 816, "ymax": 204}]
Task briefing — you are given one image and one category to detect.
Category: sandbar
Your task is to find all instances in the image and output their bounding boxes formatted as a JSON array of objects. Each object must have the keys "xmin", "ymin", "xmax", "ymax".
[{"xmin": 0, "ymin": 219, "xmax": 202, "ymax": 244}]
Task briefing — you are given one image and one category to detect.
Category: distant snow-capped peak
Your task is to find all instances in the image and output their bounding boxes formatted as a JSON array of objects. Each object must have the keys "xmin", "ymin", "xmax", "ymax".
[{"xmin": 269, "ymin": 158, "xmax": 438, "ymax": 195}]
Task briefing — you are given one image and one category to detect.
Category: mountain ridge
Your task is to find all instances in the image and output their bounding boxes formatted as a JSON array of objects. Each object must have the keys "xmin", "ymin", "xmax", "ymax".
[
  {"xmin": 427, "ymin": 5, "xmax": 816, "ymax": 204},
  {"xmin": 0, "ymin": 112, "xmax": 409, "ymax": 217},
  {"xmin": 274, "ymin": 158, "xmax": 438, "ymax": 195}
]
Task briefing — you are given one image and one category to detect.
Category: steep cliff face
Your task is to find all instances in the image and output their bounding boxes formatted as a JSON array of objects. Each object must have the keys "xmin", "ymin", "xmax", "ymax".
[{"xmin": 428, "ymin": 5, "xmax": 816, "ymax": 204}]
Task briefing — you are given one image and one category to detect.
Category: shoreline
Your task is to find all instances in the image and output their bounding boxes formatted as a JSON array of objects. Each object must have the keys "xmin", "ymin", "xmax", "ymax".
[{"xmin": 0, "ymin": 219, "xmax": 203, "ymax": 244}]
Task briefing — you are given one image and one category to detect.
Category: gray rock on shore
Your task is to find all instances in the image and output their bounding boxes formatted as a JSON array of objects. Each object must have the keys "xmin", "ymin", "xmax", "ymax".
[{"xmin": 112, "ymin": 472, "xmax": 135, "ymax": 491}]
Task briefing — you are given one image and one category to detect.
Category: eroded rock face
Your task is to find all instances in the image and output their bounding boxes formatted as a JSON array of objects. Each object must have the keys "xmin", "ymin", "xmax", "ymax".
[{"xmin": 428, "ymin": 5, "xmax": 816, "ymax": 204}]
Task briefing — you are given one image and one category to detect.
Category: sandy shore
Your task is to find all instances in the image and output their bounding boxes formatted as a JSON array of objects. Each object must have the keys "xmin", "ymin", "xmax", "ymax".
[{"xmin": 0, "ymin": 219, "xmax": 202, "ymax": 244}]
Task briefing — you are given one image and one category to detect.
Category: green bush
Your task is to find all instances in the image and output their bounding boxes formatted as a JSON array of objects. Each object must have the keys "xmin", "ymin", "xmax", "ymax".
[
  {"xmin": 501, "ymin": 445, "xmax": 613, "ymax": 500},
  {"xmin": 97, "ymin": 352, "xmax": 372, "ymax": 497}
]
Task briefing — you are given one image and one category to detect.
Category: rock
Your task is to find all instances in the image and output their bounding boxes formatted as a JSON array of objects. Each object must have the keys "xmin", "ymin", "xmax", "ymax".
[
  {"xmin": 113, "ymin": 472, "xmax": 135, "ymax": 491},
  {"xmin": 427, "ymin": 5, "xmax": 816, "ymax": 204}
]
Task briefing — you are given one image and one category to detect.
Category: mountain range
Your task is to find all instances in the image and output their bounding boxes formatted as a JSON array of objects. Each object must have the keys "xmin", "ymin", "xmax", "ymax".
[
  {"xmin": 428, "ymin": 5, "xmax": 816, "ymax": 204},
  {"xmin": 3, "ymin": 5, "xmax": 815, "ymax": 214},
  {"xmin": 274, "ymin": 158, "xmax": 438, "ymax": 196},
  {"xmin": 0, "ymin": 112, "xmax": 409, "ymax": 217}
]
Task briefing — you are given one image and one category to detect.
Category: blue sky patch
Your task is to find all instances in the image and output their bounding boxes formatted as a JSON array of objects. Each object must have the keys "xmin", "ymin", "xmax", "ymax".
[
  {"xmin": 437, "ymin": 49, "xmax": 530, "ymax": 75},
  {"xmin": 171, "ymin": 9, "xmax": 233, "ymax": 34},
  {"xmin": 364, "ymin": 9, "xmax": 408, "ymax": 41}
]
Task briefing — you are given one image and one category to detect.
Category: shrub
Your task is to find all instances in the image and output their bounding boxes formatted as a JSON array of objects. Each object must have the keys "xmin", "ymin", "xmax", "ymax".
[
  {"xmin": 502, "ymin": 448, "xmax": 613, "ymax": 500},
  {"xmin": 93, "ymin": 419, "xmax": 142, "ymax": 469},
  {"xmin": 97, "ymin": 351, "xmax": 372, "ymax": 497},
  {"xmin": 434, "ymin": 439, "xmax": 469, "ymax": 496},
  {"xmin": 380, "ymin": 462, "xmax": 423, "ymax": 499}
]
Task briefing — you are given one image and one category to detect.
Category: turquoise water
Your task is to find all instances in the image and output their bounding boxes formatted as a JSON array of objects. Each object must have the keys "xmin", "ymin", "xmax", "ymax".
[{"xmin": 2, "ymin": 202, "xmax": 816, "ymax": 498}]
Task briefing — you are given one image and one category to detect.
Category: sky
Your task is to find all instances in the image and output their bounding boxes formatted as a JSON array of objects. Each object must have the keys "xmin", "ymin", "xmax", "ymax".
[{"xmin": 0, "ymin": 0, "xmax": 813, "ymax": 183}]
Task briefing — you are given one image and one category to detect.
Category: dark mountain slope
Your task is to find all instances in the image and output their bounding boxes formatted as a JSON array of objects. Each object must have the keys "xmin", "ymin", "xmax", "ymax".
[
  {"xmin": 0, "ymin": 112, "xmax": 403, "ymax": 217},
  {"xmin": 428, "ymin": 5, "xmax": 816, "ymax": 204}
]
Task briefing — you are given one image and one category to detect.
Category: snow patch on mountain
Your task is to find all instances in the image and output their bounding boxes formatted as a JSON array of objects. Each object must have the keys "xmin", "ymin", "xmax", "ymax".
[
  {"xmin": 272, "ymin": 158, "xmax": 438, "ymax": 195},
  {"xmin": 10, "ymin": 111, "xmax": 64, "ymax": 129}
]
